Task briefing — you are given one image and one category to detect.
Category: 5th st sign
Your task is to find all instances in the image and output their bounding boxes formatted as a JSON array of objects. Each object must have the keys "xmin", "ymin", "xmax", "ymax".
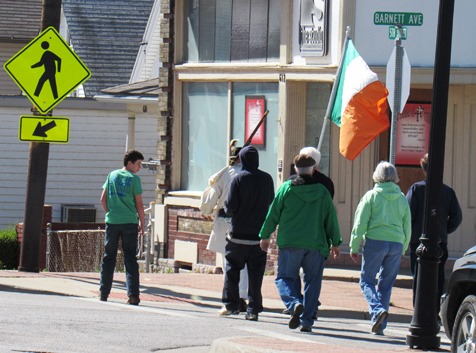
[{"xmin": 19, "ymin": 115, "xmax": 70, "ymax": 143}]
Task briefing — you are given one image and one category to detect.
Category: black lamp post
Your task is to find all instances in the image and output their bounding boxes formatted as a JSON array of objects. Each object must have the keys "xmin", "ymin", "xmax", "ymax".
[{"xmin": 406, "ymin": 0, "xmax": 455, "ymax": 349}]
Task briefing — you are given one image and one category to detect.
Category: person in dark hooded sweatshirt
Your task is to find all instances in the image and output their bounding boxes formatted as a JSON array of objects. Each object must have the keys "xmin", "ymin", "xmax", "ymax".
[
  {"xmin": 260, "ymin": 154, "xmax": 342, "ymax": 333},
  {"xmin": 219, "ymin": 145, "xmax": 275, "ymax": 321}
]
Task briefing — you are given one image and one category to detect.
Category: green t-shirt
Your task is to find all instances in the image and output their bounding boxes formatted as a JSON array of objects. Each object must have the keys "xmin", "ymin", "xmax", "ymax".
[{"xmin": 103, "ymin": 169, "xmax": 142, "ymax": 224}]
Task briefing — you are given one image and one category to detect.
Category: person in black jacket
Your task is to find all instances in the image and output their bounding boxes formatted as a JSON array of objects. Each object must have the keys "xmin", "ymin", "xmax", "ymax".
[
  {"xmin": 406, "ymin": 153, "xmax": 462, "ymax": 311},
  {"xmin": 218, "ymin": 145, "xmax": 275, "ymax": 321}
]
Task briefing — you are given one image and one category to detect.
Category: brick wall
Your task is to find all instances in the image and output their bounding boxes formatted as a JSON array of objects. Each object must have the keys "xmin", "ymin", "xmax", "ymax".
[{"xmin": 166, "ymin": 205, "xmax": 279, "ymax": 272}]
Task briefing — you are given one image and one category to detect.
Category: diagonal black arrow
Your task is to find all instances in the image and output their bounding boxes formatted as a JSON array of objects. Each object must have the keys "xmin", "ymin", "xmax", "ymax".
[{"xmin": 33, "ymin": 121, "xmax": 57, "ymax": 137}]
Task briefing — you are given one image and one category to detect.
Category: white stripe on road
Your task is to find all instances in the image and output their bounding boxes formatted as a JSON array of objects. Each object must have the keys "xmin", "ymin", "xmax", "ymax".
[
  {"xmin": 238, "ymin": 327, "xmax": 325, "ymax": 344},
  {"xmin": 77, "ymin": 297, "xmax": 197, "ymax": 318}
]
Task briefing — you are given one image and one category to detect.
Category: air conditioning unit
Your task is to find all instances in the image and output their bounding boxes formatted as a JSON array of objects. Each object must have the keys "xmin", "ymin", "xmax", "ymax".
[{"xmin": 61, "ymin": 204, "xmax": 96, "ymax": 223}]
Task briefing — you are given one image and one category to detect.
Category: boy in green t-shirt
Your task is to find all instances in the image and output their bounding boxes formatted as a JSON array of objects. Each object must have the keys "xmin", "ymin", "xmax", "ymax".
[{"xmin": 99, "ymin": 150, "xmax": 145, "ymax": 305}]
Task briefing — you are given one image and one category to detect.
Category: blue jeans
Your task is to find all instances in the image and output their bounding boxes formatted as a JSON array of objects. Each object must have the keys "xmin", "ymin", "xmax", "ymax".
[
  {"xmin": 100, "ymin": 223, "xmax": 140, "ymax": 297},
  {"xmin": 275, "ymin": 248, "xmax": 325, "ymax": 327},
  {"xmin": 360, "ymin": 238, "xmax": 403, "ymax": 330}
]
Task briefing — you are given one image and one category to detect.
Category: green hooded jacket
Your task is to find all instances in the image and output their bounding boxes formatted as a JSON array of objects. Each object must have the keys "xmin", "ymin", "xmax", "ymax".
[
  {"xmin": 350, "ymin": 182, "xmax": 411, "ymax": 255},
  {"xmin": 259, "ymin": 178, "xmax": 342, "ymax": 258}
]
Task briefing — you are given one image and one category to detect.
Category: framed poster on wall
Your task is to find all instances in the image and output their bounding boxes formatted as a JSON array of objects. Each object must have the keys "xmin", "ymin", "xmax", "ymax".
[
  {"xmin": 245, "ymin": 95, "xmax": 266, "ymax": 146},
  {"xmin": 395, "ymin": 103, "xmax": 431, "ymax": 166}
]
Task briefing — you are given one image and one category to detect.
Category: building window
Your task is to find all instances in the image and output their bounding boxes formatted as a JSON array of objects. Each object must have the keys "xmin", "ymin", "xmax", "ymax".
[
  {"xmin": 182, "ymin": 82, "xmax": 279, "ymax": 191},
  {"xmin": 306, "ymin": 83, "xmax": 332, "ymax": 175},
  {"xmin": 184, "ymin": 0, "xmax": 280, "ymax": 63}
]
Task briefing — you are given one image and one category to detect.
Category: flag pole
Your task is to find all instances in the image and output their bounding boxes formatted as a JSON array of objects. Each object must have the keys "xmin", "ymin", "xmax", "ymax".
[{"xmin": 317, "ymin": 26, "xmax": 352, "ymax": 151}]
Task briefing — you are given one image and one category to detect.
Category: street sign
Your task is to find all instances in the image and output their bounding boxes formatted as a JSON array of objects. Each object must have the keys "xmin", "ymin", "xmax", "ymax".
[
  {"xmin": 19, "ymin": 115, "xmax": 70, "ymax": 143},
  {"xmin": 4, "ymin": 27, "xmax": 91, "ymax": 114},
  {"xmin": 374, "ymin": 12, "xmax": 423, "ymax": 26},
  {"xmin": 386, "ymin": 46, "xmax": 411, "ymax": 114},
  {"xmin": 389, "ymin": 26, "xmax": 407, "ymax": 40}
]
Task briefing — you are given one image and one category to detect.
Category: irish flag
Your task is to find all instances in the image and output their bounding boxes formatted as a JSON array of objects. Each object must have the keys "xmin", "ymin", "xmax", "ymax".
[{"xmin": 329, "ymin": 39, "xmax": 390, "ymax": 161}]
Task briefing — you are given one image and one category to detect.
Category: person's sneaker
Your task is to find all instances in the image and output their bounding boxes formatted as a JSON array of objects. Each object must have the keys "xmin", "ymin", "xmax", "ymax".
[
  {"xmin": 289, "ymin": 303, "xmax": 304, "ymax": 329},
  {"xmin": 218, "ymin": 307, "xmax": 240, "ymax": 316},
  {"xmin": 127, "ymin": 295, "xmax": 140, "ymax": 306},
  {"xmin": 372, "ymin": 329, "xmax": 385, "ymax": 336},
  {"xmin": 239, "ymin": 299, "xmax": 247, "ymax": 313},
  {"xmin": 99, "ymin": 295, "xmax": 108, "ymax": 302},
  {"xmin": 245, "ymin": 312, "xmax": 258, "ymax": 321},
  {"xmin": 282, "ymin": 308, "xmax": 291, "ymax": 315},
  {"xmin": 300, "ymin": 325, "xmax": 312, "ymax": 333},
  {"xmin": 371, "ymin": 310, "xmax": 388, "ymax": 334}
]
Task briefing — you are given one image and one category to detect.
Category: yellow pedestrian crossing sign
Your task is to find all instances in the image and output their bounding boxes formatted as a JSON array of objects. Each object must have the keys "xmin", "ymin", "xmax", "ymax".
[
  {"xmin": 4, "ymin": 27, "xmax": 91, "ymax": 114},
  {"xmin": 19, "ymin": 115, "xmax": 70, "ymax": 143}
]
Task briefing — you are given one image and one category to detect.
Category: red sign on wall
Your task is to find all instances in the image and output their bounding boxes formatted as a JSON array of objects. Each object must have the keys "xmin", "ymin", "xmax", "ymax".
[
  {"xmin": 395, "ymin": 103, "xmax": 431, "ymax": 165},
  {"xmin": 245, "ymin": 95, "xmax": 266, "ymax": 146}
]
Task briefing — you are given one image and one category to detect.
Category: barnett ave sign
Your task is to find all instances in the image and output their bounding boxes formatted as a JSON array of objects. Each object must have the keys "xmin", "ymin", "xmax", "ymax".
[{"xmin": 374, "ymin": 12, "xmax": 423, "ymax": 26}]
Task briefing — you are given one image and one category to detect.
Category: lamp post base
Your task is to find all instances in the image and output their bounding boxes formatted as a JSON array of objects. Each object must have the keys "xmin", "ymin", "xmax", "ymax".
[{"xmin": 406, "ymin": 334, "xmax": 440, "ymax": 350}]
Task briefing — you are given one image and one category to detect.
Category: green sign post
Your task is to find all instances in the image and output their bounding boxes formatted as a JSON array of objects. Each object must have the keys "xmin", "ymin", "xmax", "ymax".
[
  {"xmin": 389, "ymin": 26, "xmax": 408, "ymax": 40},
  {"xmin": 374, "ymin": 12, "xmax": 423, "ymax": 26}
]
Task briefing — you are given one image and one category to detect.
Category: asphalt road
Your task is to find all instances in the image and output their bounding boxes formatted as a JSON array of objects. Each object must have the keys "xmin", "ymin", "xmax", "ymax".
[{"xmin": 0, "ymin": 285, "xmax": 451, "ymax": 353}]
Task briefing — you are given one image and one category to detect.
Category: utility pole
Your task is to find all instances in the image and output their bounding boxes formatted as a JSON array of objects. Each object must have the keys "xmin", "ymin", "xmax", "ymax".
[
  {"xmin": 18, "ymin": 0, "xmax": 62, "ymax": 272},
  {"xmin": 406, "ymin": 0, "xmax": 455, "ymax": 349}
]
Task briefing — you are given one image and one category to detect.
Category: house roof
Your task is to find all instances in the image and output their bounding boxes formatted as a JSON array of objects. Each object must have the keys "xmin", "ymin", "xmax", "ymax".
[
  {"xmin": 100, "ymin": 78, "xmax": 159, "ymax": 97},
  {"xmin": 0, "ymin": 0, "xmax": 42, "ymax": 42},
  {"xmin": 62, "ymin": 0, "xmax": 154, "ymax": 97}
]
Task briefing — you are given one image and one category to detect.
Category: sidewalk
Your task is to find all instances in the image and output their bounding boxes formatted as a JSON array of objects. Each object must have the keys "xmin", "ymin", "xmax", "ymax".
[{"xmin": 0, "ymin": 267, "xmax": 427, "ymax": 353}]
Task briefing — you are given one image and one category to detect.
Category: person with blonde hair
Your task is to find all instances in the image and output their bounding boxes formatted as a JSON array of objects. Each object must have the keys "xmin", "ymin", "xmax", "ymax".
[
  {"xmin": 200, "ymin": 140, "xmax": 248, "ymax": 312},
  {"xmin": 350, "ymin": 161, "xmax": 411, "ymax": 335}
]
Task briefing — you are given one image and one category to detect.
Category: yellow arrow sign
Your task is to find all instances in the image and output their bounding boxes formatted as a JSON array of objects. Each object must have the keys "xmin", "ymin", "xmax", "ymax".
[
  {"xmin": 4, "ymin": 27, "xmax": 91, "ymax": 114},
  {"xmin": 19, "ymin": 115, "xmax": 70, "ymax": 143}
]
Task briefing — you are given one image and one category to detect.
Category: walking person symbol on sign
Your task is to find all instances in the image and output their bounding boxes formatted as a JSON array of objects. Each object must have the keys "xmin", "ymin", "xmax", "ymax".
[
  {"xmin": 3, "ymin": 26, "xmax": 91, "ymax": 114},
  {"xmin": 31, "ymin": 41, "xmax": 62, "ymax": 100}
]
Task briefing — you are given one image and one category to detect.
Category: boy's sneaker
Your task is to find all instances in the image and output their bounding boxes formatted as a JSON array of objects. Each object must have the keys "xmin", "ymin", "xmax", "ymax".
[
  {"xmin": 218, "ymin": 307, "xmax": 240, "ymax": 316},
  {"xmin": 289, "ymin": 303, "xmax": 304, "ymax": 329},
  {"xmin": 127, "ymin": 295, "xmax": 140, "ymax": 305},
  {"xmin": 300, "ymin": 325, "xmax": 312, "ymax": 333}
]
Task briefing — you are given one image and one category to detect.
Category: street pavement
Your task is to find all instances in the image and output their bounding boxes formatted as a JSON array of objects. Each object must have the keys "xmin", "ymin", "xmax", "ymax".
[{"xmin": 0, "ymin": 267, "xmax": 450, "ymax": 353}]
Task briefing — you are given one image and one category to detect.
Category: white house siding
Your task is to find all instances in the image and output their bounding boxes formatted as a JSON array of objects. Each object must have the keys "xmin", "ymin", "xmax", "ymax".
[
  {"xmin": 0, "ymin": 97, "xmax": 158, "ymax": 230},
  {"xmin": 0, "ymin": 43, "xmax": 24, "ymax": 96}
]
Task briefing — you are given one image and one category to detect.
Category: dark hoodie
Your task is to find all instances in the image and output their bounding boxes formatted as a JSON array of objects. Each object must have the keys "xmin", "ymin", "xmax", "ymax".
[{"xmin": 224, "ymin": 145, "xmax": 275, "ymax": 242}]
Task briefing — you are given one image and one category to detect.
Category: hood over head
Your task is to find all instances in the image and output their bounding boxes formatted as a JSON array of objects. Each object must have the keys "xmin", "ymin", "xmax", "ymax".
[
  {"xmin": 374, "ymin": 182, "xmax": 403, "ymax": 201},
  {"xmin": 239, "ymin": 145, "xmax": 259, "ymax": 171}
]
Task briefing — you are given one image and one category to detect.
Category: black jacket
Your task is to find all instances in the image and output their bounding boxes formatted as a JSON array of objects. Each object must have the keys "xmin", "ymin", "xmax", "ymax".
[
  {"xmin": 224, "ymin": 145, "xmax": 275, "ymax": 241},
  {"xmin": 289, "ymin": 170, "xmax": 334, "ymax": 199},
  {"xmin": 406, "ymin": 180, "xmax": 462, "ymax": 244}
]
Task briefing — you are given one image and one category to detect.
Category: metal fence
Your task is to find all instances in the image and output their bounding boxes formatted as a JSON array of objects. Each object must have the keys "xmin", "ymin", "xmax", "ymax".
[{"xmin": 46, "ymin": 229, "xmax": 124, "ymax": 272}]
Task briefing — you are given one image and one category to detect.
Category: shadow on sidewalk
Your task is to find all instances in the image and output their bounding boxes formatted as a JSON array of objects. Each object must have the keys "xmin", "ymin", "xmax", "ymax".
[{"xmin": 0, "ymin": 284, "xmax": 70, "ymax": 297}]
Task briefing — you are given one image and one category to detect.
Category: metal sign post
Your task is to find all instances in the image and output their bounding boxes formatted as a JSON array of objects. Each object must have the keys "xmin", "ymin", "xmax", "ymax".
[{"xmin": 386, "ymin": 26, "xmax": 411, "ymax": 165}]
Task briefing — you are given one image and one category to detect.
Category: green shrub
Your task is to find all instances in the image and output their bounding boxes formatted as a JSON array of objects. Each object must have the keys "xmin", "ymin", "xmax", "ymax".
[{"xmin": 0, "ymin": 226, "xmax": 19, "ymax": 269}]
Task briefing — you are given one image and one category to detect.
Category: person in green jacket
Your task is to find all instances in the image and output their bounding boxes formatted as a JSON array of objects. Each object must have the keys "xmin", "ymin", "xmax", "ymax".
[
  {"xmin": 350, "ymin": 161, "xmax": 411, "ymax": 336},
  {"xmin": 260, "ymin": 154, "xmax": 342, "ymax": 333}
]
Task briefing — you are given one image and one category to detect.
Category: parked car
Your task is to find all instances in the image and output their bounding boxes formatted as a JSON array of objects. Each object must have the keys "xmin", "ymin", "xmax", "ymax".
[{"xmin": 441, "ymin": 245, "xmax": 476, "ymax": 352}]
